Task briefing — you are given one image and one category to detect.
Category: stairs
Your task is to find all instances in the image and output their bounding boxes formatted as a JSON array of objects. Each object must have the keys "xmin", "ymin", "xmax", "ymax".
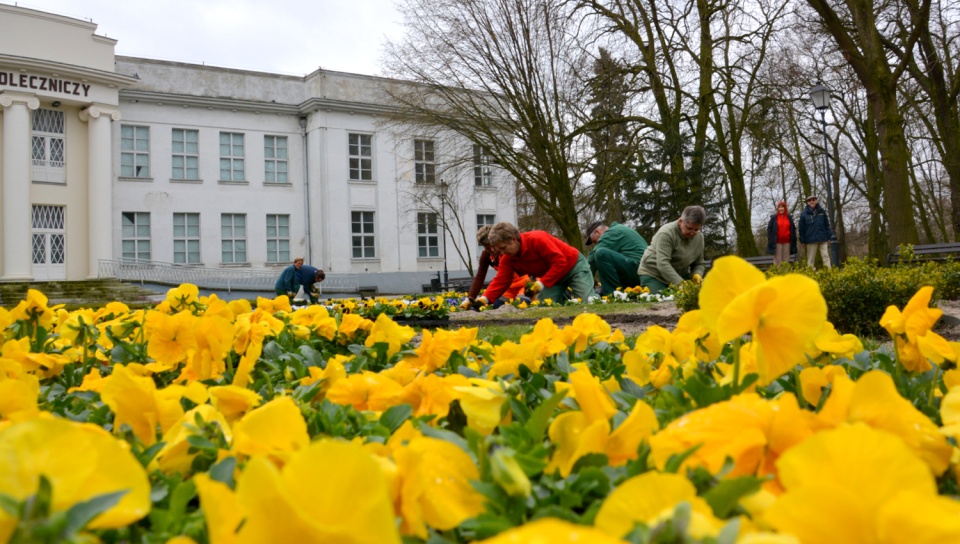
[{"xmin": 0, "ymin": 279, "xmax": 165, "ymax": 309}]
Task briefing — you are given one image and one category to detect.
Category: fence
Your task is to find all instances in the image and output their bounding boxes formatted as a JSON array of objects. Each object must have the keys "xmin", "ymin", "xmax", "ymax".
[{"xmin": 98, "ymin": 259, "xmax": 361, "ymax": 294}]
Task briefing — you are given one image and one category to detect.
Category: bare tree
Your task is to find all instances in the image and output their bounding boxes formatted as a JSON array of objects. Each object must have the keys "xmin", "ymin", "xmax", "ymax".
[{"xmin": 381, "ymin": 0, "xmax": 598, "ymax": 246}]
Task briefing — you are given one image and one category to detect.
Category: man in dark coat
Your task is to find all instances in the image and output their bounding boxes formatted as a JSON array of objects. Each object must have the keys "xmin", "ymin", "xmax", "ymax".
[{"xmin": 798, "ymin": 195, "xmax": 832, "ymax": 269}]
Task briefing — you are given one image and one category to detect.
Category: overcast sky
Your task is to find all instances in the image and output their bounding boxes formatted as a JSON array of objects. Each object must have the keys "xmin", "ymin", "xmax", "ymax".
[{"xmin": 7, "ymin": 0, "xmax": 404, "ymax": 76}]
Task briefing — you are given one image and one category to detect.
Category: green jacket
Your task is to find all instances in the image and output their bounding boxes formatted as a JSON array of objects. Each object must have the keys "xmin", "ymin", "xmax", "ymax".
[
  {"xmin": 274, "ymin": 265, "xmax": 300, "ymax": 293},
  {"xmin": 636, "ymin": 221, "xmax": 705, "ymax": 286},
  {"xmin": 587, "ymin": 222, "xmax": 649, "ymax": 275}
]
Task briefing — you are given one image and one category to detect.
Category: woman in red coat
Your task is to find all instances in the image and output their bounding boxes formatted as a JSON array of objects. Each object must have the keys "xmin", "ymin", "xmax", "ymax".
[
  {"xmin": 460, "ymin": 226, "xmax": 529, "ymax": 309},
  {"xmin": 766, "ymin": 200, "xmax": 797, "ymax": 265}
]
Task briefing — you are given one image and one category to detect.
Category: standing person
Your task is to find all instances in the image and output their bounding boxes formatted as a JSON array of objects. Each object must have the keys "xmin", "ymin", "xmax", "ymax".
[
  {"xmin": 274, "ymin": 257, "xmax": 304, "ymax": 298},
  {"xmin": 766, "ymin": 201, "xmax": 797, "ymax": 266},
  {"xmin": 584, "ymin": 220, "xmax": 649, "ymax": 295},
  {"xmin": 297, "ymin": 264, "xmax": 326, "ymax": 303},
  {"xmin": 474, "ymin": 222, "xmax": 593, "ymax": 307},
  {"xmin": 636, "ymin": 206, "xmax": 707, "ymax": 294},
  {"xmin": 798, "ymin": 195, "xmax": 832, "ymax": 269},
  {"xmin": 459, "ymin": 226, "xmax": 529, "ymax": 310}
]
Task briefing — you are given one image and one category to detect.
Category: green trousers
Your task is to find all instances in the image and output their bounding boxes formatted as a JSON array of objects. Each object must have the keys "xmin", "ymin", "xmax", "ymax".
[
  {"xmin": 592, "ymin": 247, "xmax": 641, "ymax": 295},
  {"xmin": 639, "ymin": 275, "xmax": 669, "ymax": 294},
  {"xmin": 540, "ymin": 255, "xmax": 595, "ymax": 303}
]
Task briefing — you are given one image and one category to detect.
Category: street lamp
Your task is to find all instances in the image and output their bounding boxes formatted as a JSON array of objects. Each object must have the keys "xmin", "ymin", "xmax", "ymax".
[
  {"xmin": 439, "ymin": 180, "xmax": 449, "ymax": 289},
  {"xmin": 809, "ymin": 82, "xmax": 840, "ymax": 267}
]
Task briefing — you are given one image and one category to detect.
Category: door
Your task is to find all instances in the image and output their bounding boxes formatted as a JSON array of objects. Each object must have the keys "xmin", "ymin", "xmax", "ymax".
[{"xmin": 32, "ymin": 205, "xmax": 66, "ymax": 281}]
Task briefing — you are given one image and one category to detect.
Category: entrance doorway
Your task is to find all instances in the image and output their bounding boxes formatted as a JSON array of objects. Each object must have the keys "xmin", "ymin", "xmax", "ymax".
[{"xmin": 32, "ymin": 205, "xmax": 66, "ymax": 281}]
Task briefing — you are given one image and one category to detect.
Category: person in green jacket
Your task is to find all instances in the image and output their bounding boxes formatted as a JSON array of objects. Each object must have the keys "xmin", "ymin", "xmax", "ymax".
[
  {"xmin": 636, "ymin": 206, "xmax": 707, "ymax": 294},
  {"xmin": 584, "ymin": 221, "xmax": 649, "ymax": 295}
]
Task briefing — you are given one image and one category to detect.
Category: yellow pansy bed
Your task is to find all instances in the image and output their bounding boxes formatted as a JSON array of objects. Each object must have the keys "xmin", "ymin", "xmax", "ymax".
[{"xmin": 1, "ymin": 256, "xmax": 960, "ymax": 543}]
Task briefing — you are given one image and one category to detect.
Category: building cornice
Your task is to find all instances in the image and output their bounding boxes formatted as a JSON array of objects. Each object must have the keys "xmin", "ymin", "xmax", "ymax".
[
  {"xmin": 0, "ymin": 54, "xmax": 138, "ymax": 89},
  {"xmin": 119, "ymin": 89, "xmax": 300, "ymax": 115},
  {"xmin": 297, "ymin": 96, "xmax": 400, "ymax": 116}
]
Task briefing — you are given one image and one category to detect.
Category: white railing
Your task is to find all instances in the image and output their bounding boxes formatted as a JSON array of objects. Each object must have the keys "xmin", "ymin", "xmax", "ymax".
[{"xmin": 98, "ymin": 259, "xmax": 361, "ymax": 294}]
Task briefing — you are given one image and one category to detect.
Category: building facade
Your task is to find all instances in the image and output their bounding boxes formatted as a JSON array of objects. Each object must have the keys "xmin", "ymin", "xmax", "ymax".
[{"xmin": 0, "ymin": 4, "xmax": 515, "ymax": 293}]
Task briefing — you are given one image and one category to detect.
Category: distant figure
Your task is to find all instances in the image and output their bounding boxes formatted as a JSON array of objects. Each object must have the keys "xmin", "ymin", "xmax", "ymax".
[
  {"xmin": 298, "ymin": 265, "xmax": 326, "ymax": 303},
  {"xmin": 766, "ymin": 201, "xmax": 797, "ymax": 266},
  {"xmin": 274, "ymin": 257, "xmax": 305, "ymax": 299},
  {"xmin": 584, "ymin": 220, "xmax": 648, "ymax": 295},
  {"xmin": 475, "ymin": 222, "xmax": 593, "ymax": 306},
  {"xmin": 460, "ymin": 226, "xmax": 529, "ymax": 310},
  {"xmin": 798, "ymin": 195, "xmax": 832, "ymax": 269},
  {"xmin": 636, "ymin": 206, "xmax": 707, "ymax": 294}
]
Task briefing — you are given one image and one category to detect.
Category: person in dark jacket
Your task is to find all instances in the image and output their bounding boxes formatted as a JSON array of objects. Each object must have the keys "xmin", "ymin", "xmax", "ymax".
[
  {"xmin": 798, "ymin": 195, "xmax": 832, "ymax": 269},
  {"xmin": 766, "ymin": 201, "xmax": 797, "ymax": 265},
  {"xmin": 584, "ymin": 221, "xmax": 649, "ymax": 295},
  {"xmin": 297, "ymin": 265, "xmax": 325, "ymax": 303},
  {"xmin": 274, "ymin": 257, "xmax": 304, "ymax": 298}
]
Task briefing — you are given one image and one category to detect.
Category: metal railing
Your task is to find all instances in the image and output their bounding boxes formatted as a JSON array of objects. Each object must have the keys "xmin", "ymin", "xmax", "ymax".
[{"xmin": 98, "ymin": 259, "xmax": 361, "ymax": 294}]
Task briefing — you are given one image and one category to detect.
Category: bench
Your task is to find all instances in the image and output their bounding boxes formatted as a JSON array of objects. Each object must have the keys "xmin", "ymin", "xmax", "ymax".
[
  {"xmin": 703, "ymin": 254, "xmax": 797, "ymax": 273},
  {"xmin": 421, "ymin": 277, "xmax": 477, "ymax": 293},
  {"xmin": 888, "ymin": 243, "xmax": 960, "ymax": 264},
  {"xmin": 357, "ymin": 285, "xmax": 378, "ymax": 298}
]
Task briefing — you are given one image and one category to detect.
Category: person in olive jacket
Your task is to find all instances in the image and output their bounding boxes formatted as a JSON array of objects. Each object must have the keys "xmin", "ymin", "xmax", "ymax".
[
  {"xmin": 798, "ymin": 195, "xmax": 832, "ymax": 269},
  {"xmin": 766, "ymin": 201, "xmax": 797, "ymax": 265}
]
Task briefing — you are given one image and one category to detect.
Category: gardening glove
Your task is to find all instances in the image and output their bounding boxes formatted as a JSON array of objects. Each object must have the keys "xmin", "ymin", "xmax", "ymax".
[
  {"xmin": 474, "ymin": 296, "xmax": 490, "ymax": 309},
  {"xmin": 287, "ymin": 291, "xmax": 296, "ymax": 297},
  {"xmin": 459, "ymin": 298, "xmax": 472, "ymax": 310},
  {"xmin": 691, "ymin": 274, "xmax": 703, "ymax": 284},
  {"xmin": 529, "ymin": 280, "xmax": 544, "ymax": 294}
]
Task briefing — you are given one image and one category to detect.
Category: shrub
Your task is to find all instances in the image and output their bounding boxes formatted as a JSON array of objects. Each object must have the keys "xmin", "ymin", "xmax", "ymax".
[{"xmin": 676, "ymin": 258, "xmax": 959, "ymax": 337}]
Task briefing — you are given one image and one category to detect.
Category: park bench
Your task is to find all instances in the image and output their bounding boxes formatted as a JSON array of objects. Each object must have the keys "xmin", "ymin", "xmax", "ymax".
[
  {"xmin": 888, "ymin": 243, "xmax": 960, "ymax": 264},
  {"xmin": 421, "ymin": 276, "xmax": 480, "ymax": 293},
  {"xmin": 703, "ymin": 254, "xmax": 796, "ymax": 274}
]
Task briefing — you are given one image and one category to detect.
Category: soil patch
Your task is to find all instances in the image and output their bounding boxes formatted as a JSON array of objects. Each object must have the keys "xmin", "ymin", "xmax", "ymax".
[{"xmin": 448, "ymin": 302, "xmax": 682, "ymax": 338}]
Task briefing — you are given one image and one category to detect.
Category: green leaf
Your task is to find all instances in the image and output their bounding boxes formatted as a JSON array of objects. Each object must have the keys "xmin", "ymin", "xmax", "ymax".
[
  {"xmin": 523, "ymin": 389, "xmax": 567, "ymax": 441},
  {"xmin": 209, "ymin": 456, "xmax": 238, "ymax": 488},
  {"xmin": 64, "ymin": 489, "xmax": 129, "ymax": 536},
  {"xmin": 379, "ymin": 404, "xmax": 414, "ymax": 434},
  {"xmin": 0, "ymin": 493, "xmax": 20, "ymax": 516},
  {"xmin": 186, "ymin": 435, "xmax": 218, "ymax": 452},
  {"xmin": 663, "ymin": 444, "xmax": 701, "ymax": 474},
  {"xmin": 702, "ymin": 476, "xmax": 764, "ymax": 518}
]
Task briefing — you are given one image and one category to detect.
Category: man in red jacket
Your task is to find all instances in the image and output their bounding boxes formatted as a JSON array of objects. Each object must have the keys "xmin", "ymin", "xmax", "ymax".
[{"xmin": 475, "ymin": 222, "xmax": 593, "ymax": 306}]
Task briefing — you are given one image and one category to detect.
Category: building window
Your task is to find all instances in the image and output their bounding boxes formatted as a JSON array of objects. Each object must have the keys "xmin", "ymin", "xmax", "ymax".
[
  {"xmin": 414, "ymin": 139, "xmax": 435, "ymax": 184},
  {"xmin": 219, "ymin": 132, "xmax": 245, "ymax": 181},
  {"xmin": 351, "ymin": 211, "xmax": 376, "ymax": 258},
  {"xmin": 172, "ymin": 129, "xmax": 199, "ymax": 180},
  {"xmin": 348, "ymin": 133, "xmax": 372, "ymax": 181},
  {"xmin": 221, "ymin": 213, "xmax": 247, "ymax": 263},
  {"xmin": 417, "ymin": 212, "xmax": 440, "ymax": 258},
  {"xmin": 31, "ymin": 109, "xmax": 66, "ymax": 183},
  {"xmin": 173, "ymin": 213, "xmax": 201, "ymax": 264},
  {"xmin": 120, "ymin": 125, "xmax": 150, "ymax": 178},
  {"xmin": 121, "ymin": 212, "xmax": 151, "ymax": 261},
  {"xmin": 264, "ymin": 135, "xmax": 288, "ymax": 183},
  {"xmin": 266, "ymin": 214, "xmax": 291, "ymax": 263},
  {"xmin": 474, "ymin": 145, "xmax": 493, "ymax": 187}
]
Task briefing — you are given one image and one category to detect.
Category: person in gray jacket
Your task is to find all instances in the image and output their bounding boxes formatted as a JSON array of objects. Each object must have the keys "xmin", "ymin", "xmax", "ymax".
[
  {"xmin": 636, "ymin": 206, "xmax": 707, "ymax": 294},
  {"xmin": 798, "ymin": 195, "xmax": 832, "ymax": 269}
]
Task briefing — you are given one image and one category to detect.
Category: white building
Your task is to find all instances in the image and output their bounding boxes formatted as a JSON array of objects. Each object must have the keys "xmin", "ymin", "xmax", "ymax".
[{"xmin": 0, "ymin": 4, "xmax": 515, "ymax": 293}]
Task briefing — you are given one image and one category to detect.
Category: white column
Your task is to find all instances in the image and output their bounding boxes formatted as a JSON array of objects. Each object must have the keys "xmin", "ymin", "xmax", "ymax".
[
  {"xmin": 80, "ymin": 105, "xmax": 121, "ymax": 279},
  {"xmin": 1, "ymin": 92, "xmax": 40, "ymax": 281}
]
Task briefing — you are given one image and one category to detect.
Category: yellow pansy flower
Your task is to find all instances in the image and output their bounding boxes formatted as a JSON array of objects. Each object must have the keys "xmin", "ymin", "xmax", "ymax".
[
  {"xmin": 165, "ymin": 283, "xmax": 200, "ymax": 312},
  {"xmin": 595, "ymin": 472, "xmax": 722, "ymax": 539},
  {"xmin": 699, "ymin": 256, "xmax": 827, "ymax": 385},
  {"xmin": 153, "ymin": 404, "xmax": 233, "ymax": 476},
  {"xmin": 453, "ymin": 379, "xmax": 510, "ymax": 435},
  {"xmin": 765, "ymin": 423, "xmax": 960, "ymax": 543},
  {"xmin": 325, "ymin": 371, "xmax": 405, "ymax": 412},
  {"xmin": 234, "ymin": 440, "xmax": 400, "ymax": 543},
  {"xmin": 393, "ymin": 436, "xmax": 484, "ymax": 538},
  {"xmin": 231, "ymin": 396, "xmax": 309, "ymax": 461},
  {"xmin": 476, "ymin": 518, "xmax": 625, "ymax": 544},
  {"xmin": 0, "ymin": 417, "xmax": 150, "ymax": 530},
  {"xmin": 144, "ymin": 310, "xmax": 198, "ymax": 371},
  {"xmin": 0, "ymin": 373, "xmax": 39, "ymax": 422},
  {"xmin": 208, "ymin": 385, "xmax": 263, "ymax": 423},
  {"xmin": 880, "ymin": 286, "xmax": 955, "ymax": 372},
  {"xmin": 365, "ymin": 313, "xmax": 416, "ymax": 357}
]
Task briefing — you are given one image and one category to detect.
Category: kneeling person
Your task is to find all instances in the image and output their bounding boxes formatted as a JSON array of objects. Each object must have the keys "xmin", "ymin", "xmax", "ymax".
[
  {"xmin": 636, "ymin": 206, "xmax": 707, "ymax": 294},
  {"xmin": 585, "ymin": 220, "xmax": 648, "ymax": 295},
  {"xmin": 476, "ymin": 222, "xmax": 593, "ymax": 307}
]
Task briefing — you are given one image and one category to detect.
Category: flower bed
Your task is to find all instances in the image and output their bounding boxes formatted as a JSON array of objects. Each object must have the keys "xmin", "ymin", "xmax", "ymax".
[{"xmin": 1, "ymin": 256, "xmax": 959, "ymax": 543}]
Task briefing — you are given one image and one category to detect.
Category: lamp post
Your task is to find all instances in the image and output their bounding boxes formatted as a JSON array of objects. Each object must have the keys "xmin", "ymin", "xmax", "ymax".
[
  {"xmin": 439, "ymin": 180, "xmax": 449, "ymax": 289},
  {"xmin": 809, "ymin": 82, "xmax": 840, "ymax": 267}
]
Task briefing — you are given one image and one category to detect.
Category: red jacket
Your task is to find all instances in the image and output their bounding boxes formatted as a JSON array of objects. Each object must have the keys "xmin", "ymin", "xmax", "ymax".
[
  {"xmin": 468, "ymin": 249, "xmax": 528, "ymax": 300},
  {"xmin": 483, "ymin": 231, "xmax": 580, "ymax": 301}
]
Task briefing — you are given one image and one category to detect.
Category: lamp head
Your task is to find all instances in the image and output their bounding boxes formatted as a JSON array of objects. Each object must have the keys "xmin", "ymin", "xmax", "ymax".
[{"xmin": 810, "ymin": 82, "xmax": 831, "ymax": 110}]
